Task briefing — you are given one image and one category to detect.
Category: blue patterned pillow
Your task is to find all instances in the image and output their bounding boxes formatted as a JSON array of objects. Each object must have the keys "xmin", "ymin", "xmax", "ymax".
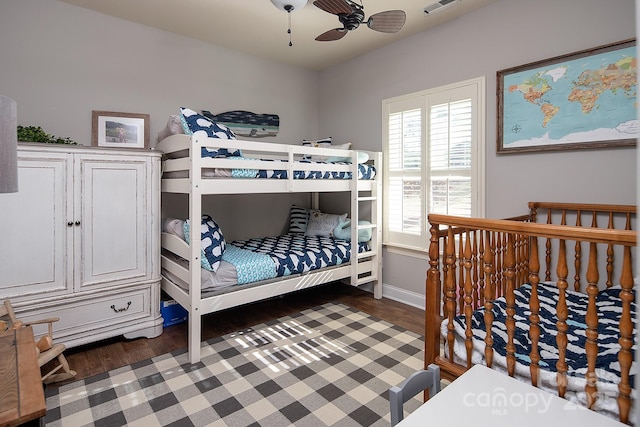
[
  {"xmin": 288, "ymin": 205, "xmax": 310, "ymax": 234},
  {"xmin": 179, "ymin": 107, "xmax": 242, "ymax": 158},
  {"xmin": 183, "ymin": 215, "xmax": 226, "ymax": 272}
]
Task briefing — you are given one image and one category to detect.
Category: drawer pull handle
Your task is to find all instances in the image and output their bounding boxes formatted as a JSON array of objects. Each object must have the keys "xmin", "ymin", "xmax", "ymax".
[{"xmin": 111, "ymin": 301, "xmax": 132, "ymax": 313}]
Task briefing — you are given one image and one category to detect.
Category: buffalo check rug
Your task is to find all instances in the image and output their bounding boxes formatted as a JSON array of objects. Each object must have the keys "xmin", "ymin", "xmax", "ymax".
[{"xmin": 44, "ymin": 303, "xmax": 425, "ymax": 426}]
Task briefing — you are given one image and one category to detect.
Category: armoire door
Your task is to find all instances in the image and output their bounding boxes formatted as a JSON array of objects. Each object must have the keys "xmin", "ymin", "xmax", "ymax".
[
  {"xmin": 0, "ymin": 151, "xmax": 72, "ymax": 299},
  {"xmin": 77, "ymin": 154, "xmax": 150, "ymax": 289}
]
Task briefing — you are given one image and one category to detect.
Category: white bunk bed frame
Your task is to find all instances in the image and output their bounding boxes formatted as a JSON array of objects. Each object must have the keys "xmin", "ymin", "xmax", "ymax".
[{"xmin": 157, "ymin": 134, "xmax": 383, "ymax": 363}]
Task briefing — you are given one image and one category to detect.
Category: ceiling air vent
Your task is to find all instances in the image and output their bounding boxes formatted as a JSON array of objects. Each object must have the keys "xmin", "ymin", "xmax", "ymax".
[{"xmin": 424, "ymin": 0, "xmax": 460, "ymax": 14}]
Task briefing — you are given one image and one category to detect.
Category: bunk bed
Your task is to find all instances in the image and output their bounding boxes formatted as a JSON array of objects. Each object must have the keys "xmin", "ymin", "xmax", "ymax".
[
  {"xmin": 424, "ymin": 202, "xmax": 637, "ymax": 423},
  {"xmin": 157, "ymin": 133, "xmax": 382, "ymax": 363}
]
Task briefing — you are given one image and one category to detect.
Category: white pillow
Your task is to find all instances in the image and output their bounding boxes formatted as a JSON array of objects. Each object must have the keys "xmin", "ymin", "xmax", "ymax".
[
  {"xmin": 309, "ymin": 141, "xmax": 353, "ymax": 162},
  {"xmin": 157, "ymin": 115, "xmax": 184, "ymax": 142},
  {"xmin": 163, "ymin": 218, "xmax": 185, "ymax": 240},
  {"xmin": 326, "ymin": 148, "xmax": 369, "ymax": 164},
  {"xmin": 305, "ymin": 210, "xmax": 348, "ymax": 238}
]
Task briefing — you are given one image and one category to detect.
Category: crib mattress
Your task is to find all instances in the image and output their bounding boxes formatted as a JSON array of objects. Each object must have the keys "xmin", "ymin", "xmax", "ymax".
[{"xmin": 442, "ymin": 282, "xmax": 637, "ymax": 420}]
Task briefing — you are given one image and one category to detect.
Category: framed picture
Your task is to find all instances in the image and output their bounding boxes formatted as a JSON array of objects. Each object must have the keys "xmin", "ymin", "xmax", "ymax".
[
  {"xmin": 497, "ymin": 39, "xmax": 636, "ymax": 154},
  {"xmin": 92, "ymin": 111, "xmax": 150, "ymax": 149}
]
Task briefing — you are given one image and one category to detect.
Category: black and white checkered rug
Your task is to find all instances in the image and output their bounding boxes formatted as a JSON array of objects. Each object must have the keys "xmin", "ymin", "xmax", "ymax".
[{"xmin": 44, "ymin": 303, "xmax": 424, "ymax": 426}]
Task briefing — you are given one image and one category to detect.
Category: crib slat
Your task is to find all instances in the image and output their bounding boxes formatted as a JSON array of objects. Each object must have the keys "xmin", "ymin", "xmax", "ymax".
[
  {"xmin": 555, "ymin": 239, "xmax": 569, "ymax": 398},
  {"xmin": 472, "ymin": 231, "xmax": 479, "ymax": 308},
  {"xmin": 528, "ymin": 236, "xmax": 541, "ymax": 387},
  {"xmin": 458, "ymin": 234, "xmax": 464, "ymax": 314},
  {"xmin": 483, "ymin": 230, "xmax": 495, "ymax": 368},
  {"xmin": 478, "ymin": 231, "xmax": 485, "ymax": 308},
  {"xmin": 504, "ymin": 233, "xmax": 516, "ymax": 376},
  {"xmin": 518, "ymin": 232, "xmax": 528, "ymax": 286},
  {"xmin": 463, "ymin": 230, "xmax": 474, "ymax": 368},
  {"xmin": 497, "ymin": 234, "xmax": 504, "ymax": 298},
  {"xmin": 573, "ymin": 212, "xmax": 582, "ymax": 291},
  {"xmin": 617, "ymin": 244, "xmax": 633, "ymax": 424},
  {"xmin": 585, "ymin": 241, "xmax": 599, "ymax": 409},
  {"xmin": 444, "ymin": 227, "xmax": 457, "ymax": 363},
  {"xmin": 606, "ymin": 213, "xmax": 614, "ymax": 289}
]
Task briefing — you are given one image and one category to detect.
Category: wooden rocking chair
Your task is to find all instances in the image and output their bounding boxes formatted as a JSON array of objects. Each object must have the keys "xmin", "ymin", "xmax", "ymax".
[{"xmin": 0, "ymin": 299, "xmax": 77, "ymax": 384}]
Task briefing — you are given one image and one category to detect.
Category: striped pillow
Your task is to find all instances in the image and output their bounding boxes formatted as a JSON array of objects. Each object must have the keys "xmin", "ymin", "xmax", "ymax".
[{"xmin": 288, "ymin": 205, "xmax": 309, "ymax": 234}]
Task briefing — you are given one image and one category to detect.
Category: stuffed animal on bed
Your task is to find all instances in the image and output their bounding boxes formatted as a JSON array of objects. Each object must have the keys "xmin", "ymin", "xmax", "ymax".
[{"xmin": 333, "ymin": 217, "xmax": 372, "ymax": 242}]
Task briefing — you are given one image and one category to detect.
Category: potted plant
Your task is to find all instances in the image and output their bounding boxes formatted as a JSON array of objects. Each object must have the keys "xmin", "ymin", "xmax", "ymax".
[{"xmin": 17, "ymin": 126, "xmax": 77, "ymax": 145}]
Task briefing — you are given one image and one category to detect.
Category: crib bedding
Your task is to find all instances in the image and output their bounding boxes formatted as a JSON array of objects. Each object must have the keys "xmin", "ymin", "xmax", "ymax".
[
  {"xmin": 442, "ymin": 282, "xmax": 636, "ymax": 418},
  {"xmin": 163, "ymin": 233, "xmax": 370, "ymax": 293}
]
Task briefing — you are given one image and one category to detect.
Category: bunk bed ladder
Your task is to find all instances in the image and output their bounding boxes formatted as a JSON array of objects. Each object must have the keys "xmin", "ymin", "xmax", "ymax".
[{"xmin": 352, "ymin": 151, "xmax": 383, "ymax": 298}]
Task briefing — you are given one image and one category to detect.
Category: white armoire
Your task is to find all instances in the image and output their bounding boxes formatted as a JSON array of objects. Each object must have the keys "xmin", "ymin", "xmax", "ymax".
[{"xmin": 0, "ymin": 143, "xmax": 163, "ymax": 347}]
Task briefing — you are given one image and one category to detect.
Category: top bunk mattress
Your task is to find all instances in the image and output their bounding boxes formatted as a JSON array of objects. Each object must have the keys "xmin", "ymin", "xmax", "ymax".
[
  {"xmin": 158, "ymin": 134, "xmax": 379, "ymax": 182},
  {"xmin": 189, "ymin": 154, "xmax": 376, "ymax": 180}
]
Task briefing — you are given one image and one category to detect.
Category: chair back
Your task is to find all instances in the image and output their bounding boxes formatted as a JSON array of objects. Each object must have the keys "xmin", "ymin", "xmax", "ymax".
[
  {"xmin": 389, "ymin": 364, "xmax": 440, "ymax": 426},
  {"xmin": 0, "ymin": 300, "xmax": 19, "ymax": 330}
]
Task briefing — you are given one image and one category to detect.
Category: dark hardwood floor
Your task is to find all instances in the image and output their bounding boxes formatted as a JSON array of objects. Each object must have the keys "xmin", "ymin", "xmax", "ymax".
[{"xmin": 47, "ymin": 283, "xmax": 424, "ymax": 389}]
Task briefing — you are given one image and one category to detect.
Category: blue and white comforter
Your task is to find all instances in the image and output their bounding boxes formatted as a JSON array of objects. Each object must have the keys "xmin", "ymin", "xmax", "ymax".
[
  {"xmin": 442, "ymin": 282, "xmax": 636, "ymax": 419},
  {"xmin": 202, "ymin": 153, "xmax": 376, "ymax": 180},
  {"xmin": 230, "ymin": 234, "xmax": 369, "ymax": 279}
]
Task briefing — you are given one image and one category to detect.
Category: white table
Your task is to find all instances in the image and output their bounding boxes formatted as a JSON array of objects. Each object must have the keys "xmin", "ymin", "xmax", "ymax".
[{"xmin": 397, "ymin": 364, "xmax": 624, "ymax": 426}]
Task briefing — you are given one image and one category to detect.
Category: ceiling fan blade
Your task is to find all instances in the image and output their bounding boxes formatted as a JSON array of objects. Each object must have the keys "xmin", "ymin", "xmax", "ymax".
[
  {"xmin": 315, "ymin": 28, "xmax": 348, "ymax": 41},
  {"xmin": 313, "ymin": 0, "xmax": 352, "ymax": 15},
  {"xmin": 367, "ymin": 10, "xmax": 407, "ymax": 33}
]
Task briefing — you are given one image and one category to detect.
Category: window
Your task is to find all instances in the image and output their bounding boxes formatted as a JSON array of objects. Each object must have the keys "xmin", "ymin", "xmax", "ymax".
[{"xmin": 382, "ymin": 77, "xmax": 485, "ymax": 252}]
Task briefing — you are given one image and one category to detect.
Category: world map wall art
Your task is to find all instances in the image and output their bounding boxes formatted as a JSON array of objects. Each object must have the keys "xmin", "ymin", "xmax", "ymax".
[{"xmin": 497, "ymin": 38, "xmax": 636, "ymax": 153}]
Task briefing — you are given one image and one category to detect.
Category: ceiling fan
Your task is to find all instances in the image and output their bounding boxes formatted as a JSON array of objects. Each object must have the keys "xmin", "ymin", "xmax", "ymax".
[{"xmin": 313, "ymin": 0, "xmax": 406, "ymax": 42}]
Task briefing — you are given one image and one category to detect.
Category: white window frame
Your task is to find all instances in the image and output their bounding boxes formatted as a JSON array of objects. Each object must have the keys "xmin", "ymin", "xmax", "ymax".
[{"xmin": 382, "ymin": 77, "xmax": 486, "ymax": 254}]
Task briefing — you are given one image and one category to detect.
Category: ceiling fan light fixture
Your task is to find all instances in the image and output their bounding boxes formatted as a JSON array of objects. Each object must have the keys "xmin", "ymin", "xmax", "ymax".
[
  {"xmin": 270, "ymin": 0, "xmax": 308, "ymax": 47},
  {"xmin": 270, "ymin": 0, "xmax": 308, "ymax": 13}
]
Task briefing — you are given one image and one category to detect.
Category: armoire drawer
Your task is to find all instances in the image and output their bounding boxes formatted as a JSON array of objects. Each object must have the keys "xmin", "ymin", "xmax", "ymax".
[{"xmin": 18, "ymin": 286, "xmax": 152, "ymax": 342}]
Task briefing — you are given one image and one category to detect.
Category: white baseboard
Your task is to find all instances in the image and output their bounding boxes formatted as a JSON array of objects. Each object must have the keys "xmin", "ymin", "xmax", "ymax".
[{"xmin": 356, "ymin": 282, "xmax": 425, "ymax": 310}]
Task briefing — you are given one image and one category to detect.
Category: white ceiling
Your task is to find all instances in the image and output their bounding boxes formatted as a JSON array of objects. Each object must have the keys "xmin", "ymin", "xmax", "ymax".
[{"xmin": 59, "ymin": 0, "xmax": 497, "ymax": 71}]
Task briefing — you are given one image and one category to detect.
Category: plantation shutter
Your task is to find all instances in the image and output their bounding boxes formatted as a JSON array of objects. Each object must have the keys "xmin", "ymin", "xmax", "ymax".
[
  {"xmin": 384, "ymin": 97, "xmax": 426, "ymax": 250},
  {"xmin": 383, "ymin": 78, "xmax": 485, "ymax": 252}
]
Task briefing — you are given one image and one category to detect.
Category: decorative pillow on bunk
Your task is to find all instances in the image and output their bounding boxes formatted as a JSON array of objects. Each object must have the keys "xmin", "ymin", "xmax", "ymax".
[
  {"xmin": 179, "ymin": 107, "xmax": 242, "ymax": 158},
  {"xmin": 183, "ymin": 215, "xmax": 226, "ymax": 272},
  {"xmin": 163, "ymin": 218, "xmax": 185, "ymax": 240},
  {"xmin": 302, "ymin": 137, "xmax": 331, "ymax": 161},
  {"xmin": 288, "ymin": 205, "xmax": 310, "ymax": 234},
  {"xmin": 302, "ymin": 137, "xmax": 332, "ymax": 149},
  {"xmin": 325, "ymin": 150, "xmax": 369, "ymax": 164},
  {"xmin": 333, "ymin": 218, "xmax": 372, "ymax": 242},
  {"xmin": 305, "ymin": 210, "xmax": 348, "ymax": 238},
  {"xmin": 303, "ymin": 140, "xmax": 353, "ymax": 163},
  {"xmin": 157, "ymin": 115, "xmax": 184, "ymax": 142}
]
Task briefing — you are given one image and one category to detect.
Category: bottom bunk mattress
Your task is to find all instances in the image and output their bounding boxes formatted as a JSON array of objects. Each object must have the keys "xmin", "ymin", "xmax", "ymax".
[
  {"xmin": 441, "ymin": 282, "xmax": 636, "ymax": 420},
  {"xmin": 163, "ymin": 232, "xmax": 370, "ymax": 294}
]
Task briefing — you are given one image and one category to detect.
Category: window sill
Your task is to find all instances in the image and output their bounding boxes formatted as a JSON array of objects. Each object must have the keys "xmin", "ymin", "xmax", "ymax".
[{"xmin": 383, "ymin": 243, "xmax": 428, "ymax": 260}]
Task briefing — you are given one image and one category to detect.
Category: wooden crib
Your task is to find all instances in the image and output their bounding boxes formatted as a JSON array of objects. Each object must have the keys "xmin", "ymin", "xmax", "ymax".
[{"xmin": 424, "ymin": 202, "xmax": 636, "ymax": 423}]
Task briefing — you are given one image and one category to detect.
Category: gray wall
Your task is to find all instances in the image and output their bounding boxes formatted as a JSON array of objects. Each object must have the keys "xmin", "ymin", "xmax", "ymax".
[
  {"xmin": 0, "ymin": 0, "xmax": 319, "ymax": 240},
  {"xmin": 0, "ymin": 0, "xmax": 636, "ymax": 302},
  {"xmin": 318, "ymin": 0, "xmax": 637, "ymax": 302}
]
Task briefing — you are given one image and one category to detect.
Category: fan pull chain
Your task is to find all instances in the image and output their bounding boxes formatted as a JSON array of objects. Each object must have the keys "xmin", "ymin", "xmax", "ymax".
[{"xmin": 287, "ymin": 7, "xmax": 293, "ymax": 46}]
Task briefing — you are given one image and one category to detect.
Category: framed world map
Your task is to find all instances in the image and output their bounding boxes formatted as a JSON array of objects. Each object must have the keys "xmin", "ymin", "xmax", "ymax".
[{"xmin": 497, "ymin": 39, "xmax": 636, "ymax": 154}]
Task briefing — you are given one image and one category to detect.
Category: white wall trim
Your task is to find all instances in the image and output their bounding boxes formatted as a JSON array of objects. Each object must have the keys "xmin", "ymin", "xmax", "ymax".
[{"xmin": 356, "ymin": 282, "xmax": 425, "ymax": 310}]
